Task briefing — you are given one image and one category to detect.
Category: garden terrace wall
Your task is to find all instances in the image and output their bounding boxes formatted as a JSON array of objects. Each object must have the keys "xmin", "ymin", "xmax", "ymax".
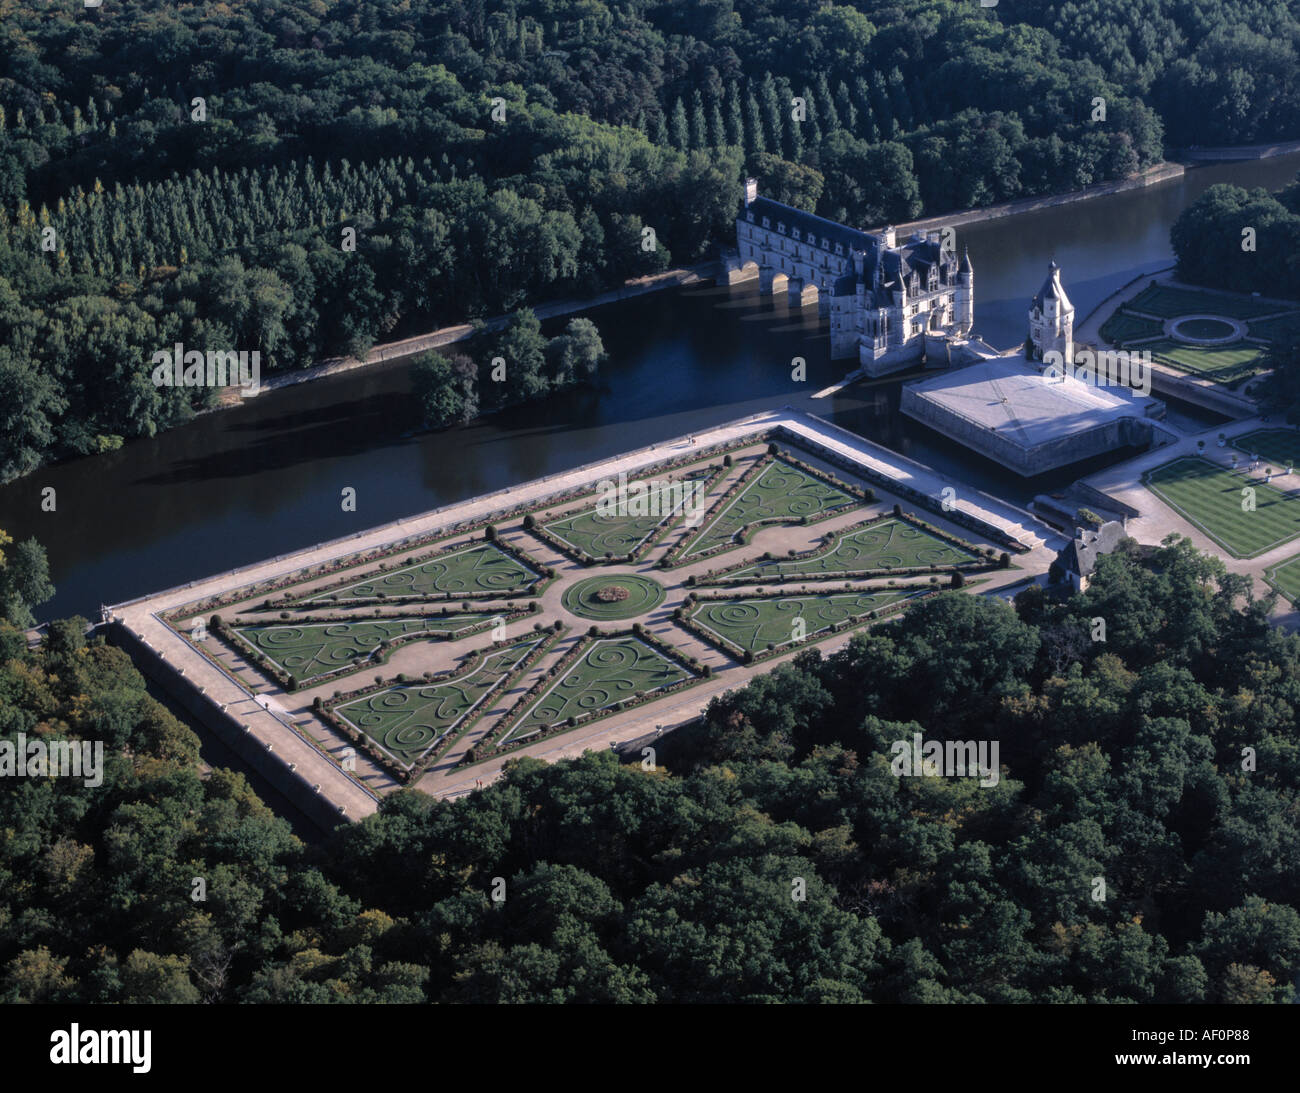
[
  {"xmin": 109, "ymin": 621, "xmax": 374, "ymax": 831},
  {"xmin": 768, "ymin": 424, "xmax": 1031, "ymax": 552}
]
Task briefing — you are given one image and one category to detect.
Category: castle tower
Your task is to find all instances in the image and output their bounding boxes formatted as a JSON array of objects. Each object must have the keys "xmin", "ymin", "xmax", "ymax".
[
  {"xmin": 955, "ymin": 248, "xmax": 974, "ymax": 334},
  {"xmin": 1027, "ymin": 260, "xmax": 1073, "ymax": 364}
]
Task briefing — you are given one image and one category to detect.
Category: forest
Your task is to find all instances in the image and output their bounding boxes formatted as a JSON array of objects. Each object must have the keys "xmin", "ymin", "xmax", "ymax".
[
  {"xmin": 2, "ymin": 533, "xmax": 1299, "ymax": 1003},
  {"xmin": 3, "ymin": 0, "xmax": 1298, "ymax": 481},
  {"xmin": 1170, "ymin": 179, "xmax": 1300, "ymax": 421}
]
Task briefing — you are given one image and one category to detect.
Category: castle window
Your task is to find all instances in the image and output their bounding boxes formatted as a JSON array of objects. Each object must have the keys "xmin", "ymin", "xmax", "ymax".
[
  {"xmin": 762, "ymin": 217, "xmax": 770, "ymax": 229},
  {"xmin": 746, "ymin": 212, "xmax": 754, "ymax": 223},
  {"xmin": 835, "ymin": 243, "xmax": 843, "ymax": 255},
  {"xmin": 792, "ymin": 228, "xmax": 801, "ymax": 240},
  {"xmin": 778, "ymin": 223, "xmax": 787, "ymax": 234}
]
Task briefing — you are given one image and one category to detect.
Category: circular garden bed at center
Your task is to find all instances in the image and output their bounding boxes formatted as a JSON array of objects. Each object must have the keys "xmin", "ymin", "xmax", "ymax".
[
  {"xmin": 1169, "ymin": 316, "xmax": 1240, "ymax": 343},
  {"xmin": 562, "ymin": 574, "xmax": 667, "ymax": 620}
]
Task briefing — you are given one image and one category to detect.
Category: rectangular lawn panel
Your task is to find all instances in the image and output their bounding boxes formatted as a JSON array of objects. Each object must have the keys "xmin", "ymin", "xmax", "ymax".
[
  {"xmin": 332, "ymin": 639, "xmax": 541, "ymax": 766},
  {"xmin": 499, "ymin": 637, "xmax": 691, "ymax": 744},
  {"xmin": 1099, "ymin": 309, "xmax": 1165, "ymax": 344},
  {"xmin": 1145, "ymin": 339, "xmax": 1263, "ymax": 383},
  {"xmin": 1127, "ymin": 284, "xmax": 1283, "ymax": 320},
  {"xmin": 1143, "ymin": 457, "xmax": 1300, "ymax": 558},
  {"xmin": 304, "ymin": 543, "xmax": 539, "ymax": 602},
  {"xmin": 690, "ymin": 588, "xmax": 926, "ymax": 654},
  {"xmin": 1265, "ymin": 553, "xmax": 1300, "ymax": 605},
  {"xmin": 542, "ymin": 473, "xmax": 709, "ymax": 558},
  {"xmin": 1233, "ymin": 428, "xmax": 1300, "ymax": 469},
  {"xmin": 1246, "ymin": 313, "xmax": 1300, "ymax": 342},
  {"xmin": 234, "ymin": 614, "xmax": 496, "ymax": 682},
  {"xmin": 681, "ymin": 458, "xmax": 859, "ymax": 558},
  {"xmin": 723, "ymin": 518, "xmax": 979, "ymax": 580}
]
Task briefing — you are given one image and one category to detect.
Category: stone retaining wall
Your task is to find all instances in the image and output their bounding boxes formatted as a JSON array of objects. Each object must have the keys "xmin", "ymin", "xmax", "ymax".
[{"xmin": 109, "ymin": 621, "xmax": 366, "ymax": 833}]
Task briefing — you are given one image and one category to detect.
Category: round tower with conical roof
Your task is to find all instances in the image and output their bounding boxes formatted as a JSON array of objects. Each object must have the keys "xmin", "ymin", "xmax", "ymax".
[{"xmin": 1027, "ymin": 260, "xmax": 1073, "ymax": 364}]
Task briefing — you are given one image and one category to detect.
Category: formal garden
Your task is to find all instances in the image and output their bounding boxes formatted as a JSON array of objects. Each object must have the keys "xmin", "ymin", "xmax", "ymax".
[
  {"xmin": 1232, "ymin": 428, "xmax": 1300, "ymax": 469},
  {"xmin": 1143, "ymin": 455, "xmax": 1300, "ymax": 558},
  {"xmin": 1265, "ymin": 553, "xmax": 1300, "ymax": 606},
  {"xmin": 170, "ymin": 436, "xmax": 1009, "ymax": 785},
  {"xmin": 1099, "ymin": 282, "xmax": 1300, "ymax": 386}
]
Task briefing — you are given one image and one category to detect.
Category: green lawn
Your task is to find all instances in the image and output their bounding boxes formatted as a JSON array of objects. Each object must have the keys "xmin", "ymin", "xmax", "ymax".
[
  {"xmin": 689, "ymin": 587, "xmax": 926, "ymax": 654},
  {"xmin": 681, "ymin": 458, "xmax": 859, "ymax": 558},
  {"xmin": 1100, "ymin": 309, "xmax": 1164, "ymax": 344},
  {"xmin": 721, "ymin": 518, "xmax": 980, "ymax": 580},
  {"xmin": 500, "ymin": 637, "xmax": 692, "ymax": 743},
  {"xmin": 542, "ymin": 472, "xmax": 710, "ymax": 558},
  {"xmin": 304, "ymin": 543, "xmax": 539, "ymax": 602},
  {"xmin": 1246, "ymin": 314, "xmax": 1300, "ymax": 342},
  {"xmin": 1233, "ymin": 428, "xmax": 1300, "ymax": 469},
  {"xmin": 1127, "ymin": 284, "xmax": 1283, "ymax": 320},
  {"xmin": 561, "ymin": 574, "xmax": 666, "ymax": 620},
  {"xmin": 1144, "ymin": 339, "xmax": 1264, "ymax": 383},
  {"xmin": 1143, "ymin": 457, "xmax": 1300, "ymax": 558},
  {"xmin": 332, "ymin": 639, "xmax": 541, "ymax": 765},
  {"xmin": 235, "ymin": 614, "xmax": 496, "ymax": 681},
  {"xmin": 1265, "ymin": 553, "xmax": 1300, "ymax": 606}
]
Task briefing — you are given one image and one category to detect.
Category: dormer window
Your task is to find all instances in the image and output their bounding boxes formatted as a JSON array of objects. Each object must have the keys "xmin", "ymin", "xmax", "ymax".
[
  {"xmin": 762, "ymin": 217, "xmax": 770, "ymax": 229},
  {"xmin": 792, "ymin": 228, "xmax": 801, "ymax": 240},
  {"xmin": 747, "ymin": 212, "xmax": 754, "ymax": 223},
  {"xmin": 778, "ymin": 223, "xmax": 787, "ymax": 235}
]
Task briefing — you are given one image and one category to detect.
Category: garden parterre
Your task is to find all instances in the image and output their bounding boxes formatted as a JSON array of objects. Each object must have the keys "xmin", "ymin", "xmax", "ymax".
[{"xmin": 169, "ymin": 436, "xmax": 1004, "ymax": 786}]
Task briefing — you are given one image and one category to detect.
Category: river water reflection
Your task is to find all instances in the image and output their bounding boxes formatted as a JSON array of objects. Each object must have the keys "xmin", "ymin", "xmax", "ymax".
[{"xmin": 6, "ymin": 153, "xmax": 1300, "ymax": 622}]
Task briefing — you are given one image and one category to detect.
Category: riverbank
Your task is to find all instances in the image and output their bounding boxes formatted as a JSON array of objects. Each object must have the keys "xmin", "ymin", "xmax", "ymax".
[
  {"xmin": 216, "ymin": 261, "xmax": 721, "ymax": 407},
  {"xmin": 1173, "ymin": 139, "xmax": 1300, "ymax": 162},
  {"xmin": 214, "ymin": 164, "xmax": 1191, "ymax": 410},
  {"xmin": 887, "ymin": 162, "xmax": 1186, "ymax": 236}
]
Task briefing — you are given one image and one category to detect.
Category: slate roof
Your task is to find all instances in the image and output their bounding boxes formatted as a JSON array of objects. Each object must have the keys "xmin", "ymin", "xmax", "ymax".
[
  {"xmin": 745, "ymin": 196, "xmax": 875, "ymax": 254},
  {"xmin": 1057, "ymin": 520, "xmax": 1127, "ymax": 578},
  {"xmin": 1032, "ymin": 261, "xmax": 1064, "ymax": 311}
]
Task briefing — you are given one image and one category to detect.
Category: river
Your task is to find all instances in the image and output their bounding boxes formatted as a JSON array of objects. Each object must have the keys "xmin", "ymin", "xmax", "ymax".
[{"xmin": 6, "ymin": 152, "xmax": 1300, "ymax": 623}]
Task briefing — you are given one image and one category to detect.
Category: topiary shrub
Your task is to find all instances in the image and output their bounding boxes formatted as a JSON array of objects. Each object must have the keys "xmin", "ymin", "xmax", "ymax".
[
  {"xmin": 523, "ymin": 513, "xmax": 536, "ymax": 529},
  {"xmin": 485, "ymin": 524, "xmax": 498, "ymax": 540}
]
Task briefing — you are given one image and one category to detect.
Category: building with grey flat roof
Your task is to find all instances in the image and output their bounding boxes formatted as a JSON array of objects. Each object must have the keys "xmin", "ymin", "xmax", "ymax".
[{"xmin": 901, "ymin": 355, "xmax": 1165, "ymax": 476}]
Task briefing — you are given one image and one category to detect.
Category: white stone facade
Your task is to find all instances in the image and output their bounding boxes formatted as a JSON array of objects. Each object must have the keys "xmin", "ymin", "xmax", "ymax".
[
  {"xmin": 731, "ymin": 181, "xmax": 973, "ymax": 377},
  {"xmin": 1027, "ymin": 260, "xmax": 1074, "ymax": 364}
]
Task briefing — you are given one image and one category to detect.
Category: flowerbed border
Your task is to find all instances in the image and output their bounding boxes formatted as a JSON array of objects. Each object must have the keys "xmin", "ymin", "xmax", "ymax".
[
  {"xmin": 318, "ymin": 627, "xmax": 567, "ymax": 783},
  {"xmin": 466, "ymin": 628, "xmax": 708, "ymax": 764}
]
